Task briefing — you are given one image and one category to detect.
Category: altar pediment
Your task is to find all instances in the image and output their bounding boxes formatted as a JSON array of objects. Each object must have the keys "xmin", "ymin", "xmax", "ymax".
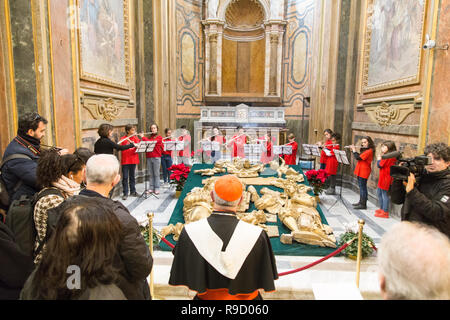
[{"xmin": 200, "ymin": 104, "xmax": 285, "ymax": 124}]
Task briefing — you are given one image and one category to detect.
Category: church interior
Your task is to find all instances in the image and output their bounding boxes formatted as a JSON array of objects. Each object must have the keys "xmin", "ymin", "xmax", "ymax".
[{"xmin": 0, "ymin": 0, "xmax": 449, "ymax": 301}]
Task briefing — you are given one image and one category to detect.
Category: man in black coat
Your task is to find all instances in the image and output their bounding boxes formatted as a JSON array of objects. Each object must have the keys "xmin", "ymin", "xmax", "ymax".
[
  {"xmin": 169, "ymin": 175, "xmax": 278, "ymax": 300},
  {"xmin": 390, "ymin": 142, "xmax": 450, "ymax": 238},
  {"xmin": 76, "ymin": 154, "xmax": 153, "ymax": 300},
  {"xmin": 1, "ymin": 113, "xmax": 48, "ymax": 205}
]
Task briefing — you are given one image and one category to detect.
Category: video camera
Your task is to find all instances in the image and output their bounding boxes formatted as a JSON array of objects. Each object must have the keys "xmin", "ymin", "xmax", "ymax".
[{"xmin": 381, "ymin": 151, "xmax": 432, "ymax": 181}]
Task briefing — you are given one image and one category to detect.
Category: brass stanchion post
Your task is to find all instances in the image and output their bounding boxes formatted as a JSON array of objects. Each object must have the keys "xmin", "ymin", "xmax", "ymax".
[
  {"xmin": 356, "ymin": 219, "xmax": 365, "ymax": 288},
  {"xmin": 147, "ymin": 212, "xmax": 155, "ymax": 298}
]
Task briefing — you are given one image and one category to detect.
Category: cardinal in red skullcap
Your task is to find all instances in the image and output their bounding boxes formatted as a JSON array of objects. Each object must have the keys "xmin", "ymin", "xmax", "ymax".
[{"xmin": 169, "ymin": 175, "xmax": 278, "ymax": 300}]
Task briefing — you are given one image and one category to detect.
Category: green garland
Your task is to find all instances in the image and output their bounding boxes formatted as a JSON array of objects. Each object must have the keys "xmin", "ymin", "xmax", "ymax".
[
  {"xmin": 140, "ymin": 225, "xmax": 160, "ymax": 247},
  {"xmin": 338, "ymin": 231, "xmax": 375, "ymax": 258}
]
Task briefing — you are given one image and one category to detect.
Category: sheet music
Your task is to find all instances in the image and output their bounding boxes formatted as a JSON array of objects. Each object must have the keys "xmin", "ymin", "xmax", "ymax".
[
  {"xmin": 310, "ymin": 145, "xmax": 321, "ymax": 157},
  {"xmin": 282, "ymin": 145, "xmax": 293, "ymax": 155},
  {"xmin": 302, "ymin": 144, "xmax": 312, "ymax": 155},
  {"xmin": 335, "ymin": 150, "xmax": 350, "ymax": 165},
  {"xmin": 273, "ymin": 145, "xmax": 283, "ymax": 155},
  {"xmin": 323, "ymin": 148, "xmax": 332, "ymax": 157},
  {"xmin": 136, "ymin": 141, "xmax": 156, "ymax": 153},
  {"xmin": 201, "ymin": 141, "xmax": 220, "ymax": 151}
]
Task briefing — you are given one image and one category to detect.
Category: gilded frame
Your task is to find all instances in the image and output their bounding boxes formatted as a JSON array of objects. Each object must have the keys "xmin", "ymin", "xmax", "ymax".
[
  {"xmin": 362, "ymin": 0, "xmax": 427, "ymax": 93},
  {"xmin": 76, "ymin": 0, "xmax": 130, "ymax": 89}
]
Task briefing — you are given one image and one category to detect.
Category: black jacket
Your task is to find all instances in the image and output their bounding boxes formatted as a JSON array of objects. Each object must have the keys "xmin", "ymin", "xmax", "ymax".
[
  {"xmin": 94, "ymin": 137, "xmax": 134, "ymax": 155},
  {"xmin": 0, "ymin": 222, "xmax": 34, "ymax": 300},
  {"xmin": 78, "ymin": 189, "xmax": 153, "ymax": 299},
  {"xmin": 390, "ymin": 168, "xmax": 450, "ymax": 237},
  {"xmin": 2, "ymin": 134, "xmax": 41, "ymax": 202}
]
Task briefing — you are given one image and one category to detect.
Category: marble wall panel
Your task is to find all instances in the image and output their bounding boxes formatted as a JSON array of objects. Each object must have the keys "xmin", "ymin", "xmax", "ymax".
[
  {"xmin": 9, "ymin": 0, "xmax": 38, "ymax": 115},
  {"xmin": 236, "ymin": 42, "xmax": 250, "ymax": 93},
  {"xmin": 48, "ymin": 0, "xmax": 76, "ymax": 151},
  {"xmin": 249, "ymin": 39, "xmax": 265, "ymax": 94},
  {"xmin": 0, "ymin": 30, "xmax": 9, "ymax": 157},
  {"xmin": 428, "ymin": 0, "xmax": 450, "ymax": 144},
  {"xmin": 282, "ymin": 0, "xmax": 315, "ymax": 118},
  {"xmin": 222, "ymin": 38, "xmax": 237, "ymax": 93},
  {"xmin": 176, "ymin": 0, "xmax": 204, "ymax": 116}
]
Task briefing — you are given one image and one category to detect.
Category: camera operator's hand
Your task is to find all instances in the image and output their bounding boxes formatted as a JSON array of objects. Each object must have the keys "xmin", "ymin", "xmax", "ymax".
[{"xmin": 402, "ymin": 173, "xmax": 416, "ymax": 193}]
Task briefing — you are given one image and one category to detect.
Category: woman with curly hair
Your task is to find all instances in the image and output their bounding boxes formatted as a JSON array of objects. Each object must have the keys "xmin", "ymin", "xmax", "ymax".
[
  {"xmin": 33, "ymin": 149, "xmax": 87, "ymax": 264},
  {"xmin": 20, "ymin": 197, "xmax": 126, "ymax": 300}
]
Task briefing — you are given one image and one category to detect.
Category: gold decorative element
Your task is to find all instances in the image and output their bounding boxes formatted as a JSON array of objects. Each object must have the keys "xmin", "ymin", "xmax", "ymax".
[
  {"xmin": 365, "ymin": 102, "xmax": 414, "ymax": 126},
  {"xmin": 82, "ymin": 97, "xmax": 128, "ymax": 121}
]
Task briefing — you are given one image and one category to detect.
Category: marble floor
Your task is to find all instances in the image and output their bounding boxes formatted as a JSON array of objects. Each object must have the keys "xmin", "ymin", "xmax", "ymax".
[{"xmin": 113, "ymin": 180, "xmax": 400, "ymax": 300}]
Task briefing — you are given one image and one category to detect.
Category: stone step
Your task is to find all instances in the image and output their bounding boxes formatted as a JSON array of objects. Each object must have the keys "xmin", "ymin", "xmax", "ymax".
[{"xmin": 149, "ymin": 251, "xmax": 382, "ymax": 300}]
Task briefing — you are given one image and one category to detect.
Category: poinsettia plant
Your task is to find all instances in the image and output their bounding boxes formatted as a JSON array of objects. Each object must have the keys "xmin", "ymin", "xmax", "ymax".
[
  {"xmin": 168, "ymin": 163, "xmax": 191, "ymax": 191},
  {"xmin": 304, "ymin": 169, "xmax": 330, "ymax": 195}
]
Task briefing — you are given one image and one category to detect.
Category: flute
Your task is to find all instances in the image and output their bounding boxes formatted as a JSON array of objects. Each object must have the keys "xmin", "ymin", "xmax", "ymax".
[
  {"xmin": 323, "ymin": 143, "xmax": 340, "ymax": 147},
  {"xmin": 117, "ymin": 133, "xmax": 139, "ymax": 145},
  {"xmin": 40, "ymin": 144, "xmax": 63, "ymax": 151},
  {"xmin": 344, "ymin": 145, "xmax": 364, "ymax": 149},
  {"xmin": 227, "ymin": 133, "xmax": 246, "ymax": 143}
]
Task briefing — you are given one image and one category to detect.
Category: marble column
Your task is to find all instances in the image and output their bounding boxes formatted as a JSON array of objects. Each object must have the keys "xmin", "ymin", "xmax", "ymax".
[
  {"xmin": 203, "ymin": 20, "xmax": 224, "ymax": 96},
  {"xmin": 264, "ymin": 21, "xmax": 286, "ymax": 97},
  {"xmin": 209, "ymin": 33, "xmax": 218, "ymax": 94},
  {"xmin": 269, "ymin": 33, "xmax": 278, "ymax": 95}
]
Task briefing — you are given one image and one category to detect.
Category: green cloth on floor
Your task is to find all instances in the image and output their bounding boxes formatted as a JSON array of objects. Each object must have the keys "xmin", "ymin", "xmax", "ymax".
[{"xmin": 159, "ymin": 164, "xmax": 338, "ymax": 256}]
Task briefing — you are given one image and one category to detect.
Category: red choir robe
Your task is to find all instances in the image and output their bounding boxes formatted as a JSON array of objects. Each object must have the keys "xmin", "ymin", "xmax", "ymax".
[
  {"xmin": 142, "ymin": 134, "xmax": 163, "ymax": 158},
  {"xmin": 120, "ymin": 135, "xmax": 140, "ymax": 165},
  {"xmin": 283, "ymin": 141, "xmax": 298, "ymax": 165},
  {"xmin": 354, "ymin": 148, "xmax": 373, "ymax": 179},
  {"xmin": 325, "ymin": 144, "xmax": 339, "ymax": 176},
  {"xmin": 320, "ymin": 139, "xmax": 332, "ymax": 165},
  {"xmin": 231, "ymin": 135, "xmax": 246, "ymax": 158},
  {"xmin": 378, "ymin": 158, "xmax": 396, "ymax": 190}
]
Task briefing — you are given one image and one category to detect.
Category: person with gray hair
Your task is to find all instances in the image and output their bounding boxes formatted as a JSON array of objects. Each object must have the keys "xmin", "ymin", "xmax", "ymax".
[
  {"xmin": 75, "ymin": 154, "xmax": 153, "ymax": 300},
  {"xmin": 378, "ymin": 221, "xmax": 450, "ymax": 300}
]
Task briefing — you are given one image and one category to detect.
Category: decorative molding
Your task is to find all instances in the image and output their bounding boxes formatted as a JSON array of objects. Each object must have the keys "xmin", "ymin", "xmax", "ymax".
[
  {"xmin": 352, "ymin": 121, "xmax": 419, "ymax": 136},
  {"xmin": 361, "ymin": 92, "xmax": 422, "ymax": 104},
  {"xmin": 365, "ymin": 102, "xmax": 415, "ymax": 126},
  {"xmin": 82, "ymin": 97, "xmax": 129, "ymax": 122},
  {"xmin": 81, "ymin": 118, "xmax": 138, "ymax": 130},
  {"xmin": 222, "ymin": 33, "xmax": 265, "ymax": 42}
]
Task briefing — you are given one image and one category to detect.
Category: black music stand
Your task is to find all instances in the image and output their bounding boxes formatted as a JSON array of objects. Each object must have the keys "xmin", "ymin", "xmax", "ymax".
[
  {"xmin": 163, "ymin": 140, "xmax": 185, "ymax": 190},
  {"xmin": 302, "ymin": 144, "xmax": 321, "ymax": 169},
  {"xmin": 326, "ymin": 149, "xmax": 351, "ymax": 214},
  {"xmin": 136, "ymin": 141, "xmax": 158, "ymax": 199},
  {"xmin": 274, "ymin": 145, "xmax": 293, "ymax": 161}
]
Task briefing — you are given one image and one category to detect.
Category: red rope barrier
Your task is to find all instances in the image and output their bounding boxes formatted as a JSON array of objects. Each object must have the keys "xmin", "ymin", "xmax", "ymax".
[
  {"xmin": 161, "ymin": 237, "xmax": 175, "ymax": 249},
  {"xmin": 278, "ymin": 240, "xmax": 355, "ymax": 277},
  {"xmin": 160, "ymin": 237, "xmax": 357, "ymax": 277}
]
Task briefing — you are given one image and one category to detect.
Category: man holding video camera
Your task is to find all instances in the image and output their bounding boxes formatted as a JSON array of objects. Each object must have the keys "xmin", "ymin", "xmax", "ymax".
[{"xmin": 390, "ymin": 142, "xmax": 450, "ymax": 238}]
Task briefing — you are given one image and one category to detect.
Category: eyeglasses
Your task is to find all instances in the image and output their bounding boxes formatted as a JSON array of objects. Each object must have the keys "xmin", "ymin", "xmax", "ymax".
[
  {"xmin": 31, "ymin": 113, "xmax": 43, "ymax": 121},
  {"xmin": 67, "ymin": 155, "xmax": 84, "ymax": 174}
]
